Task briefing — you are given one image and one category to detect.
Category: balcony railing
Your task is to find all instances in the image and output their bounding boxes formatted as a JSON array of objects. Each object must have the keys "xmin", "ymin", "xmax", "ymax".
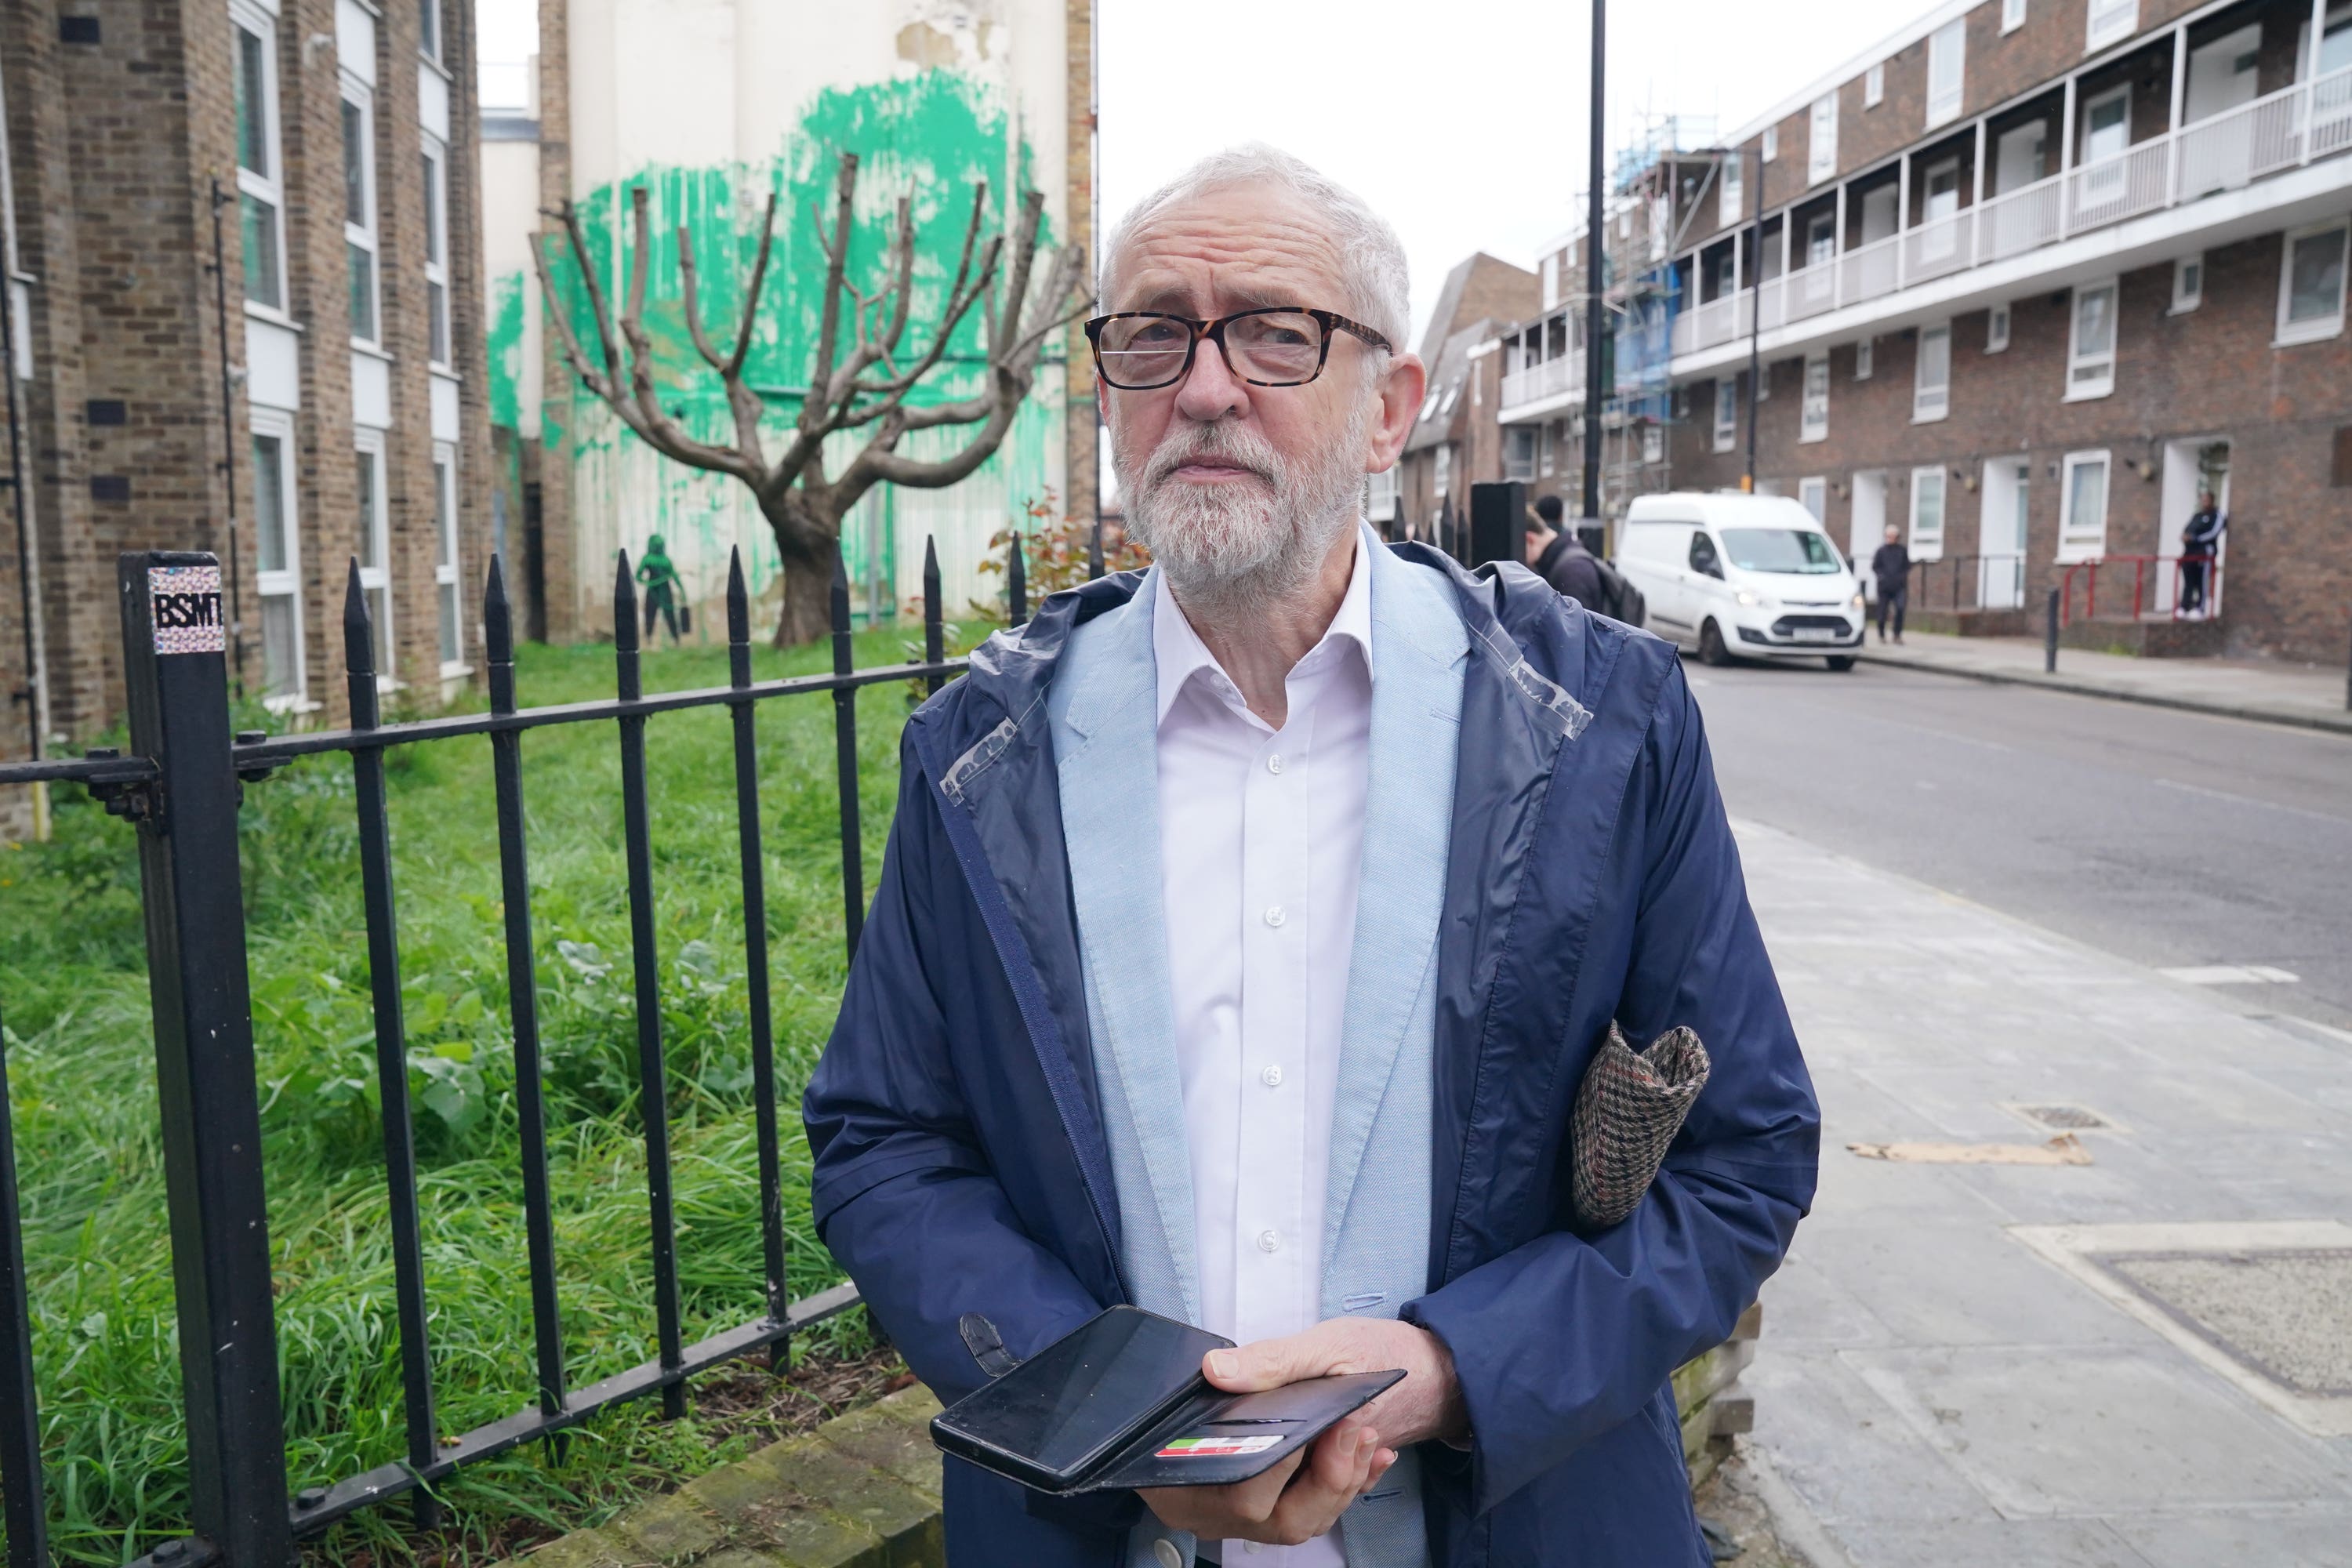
[
  {"xmin": 1669, "ymin": 64, "xmax": 2352, "ymax": 360},
  {"xmin": 1497, "ymin": 352, "xmax": 1586, "ymax": 412}
]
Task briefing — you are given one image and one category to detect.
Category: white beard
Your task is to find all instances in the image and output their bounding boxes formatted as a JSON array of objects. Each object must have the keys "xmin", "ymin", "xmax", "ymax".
[{"xmin": 1115, "ymin": 401, "xmax": 1373, "ymax": 617}]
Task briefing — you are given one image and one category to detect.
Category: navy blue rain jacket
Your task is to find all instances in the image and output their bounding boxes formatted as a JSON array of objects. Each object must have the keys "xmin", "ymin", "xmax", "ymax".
[{"xmin": 804, "ymin": 544, "xmax": 1820, "ymax": 1566}]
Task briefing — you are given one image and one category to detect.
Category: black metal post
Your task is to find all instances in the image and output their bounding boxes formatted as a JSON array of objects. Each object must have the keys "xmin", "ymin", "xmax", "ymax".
[
  {"xmin": 724, "ymin": 549, "xmax": 789, "ymax": 1374},
  {"xmin": 1744, "ymin": 147, "xmax": 1763, "ymax": 494},
  {"xmin": 1581, "ymin": 0, "xmax": 1606, "ymax": 523},
  {"xmin": 207, "ymin": 181, "xmax": 245, "ymax": 693},
  {"xmin": 2343, "ymin": 611, "xmax": 2350, "ymax": 712},
  {"xmin": 2045, "ymin": 586, "xmax": 2061, "ymax": 673},
  {"xmin": 1007, "ymin": 532, "xmax": 1028, "ymax": 627},
  {"xmin": 484, "ymin": 557, "xmax": 569, "ymax": 1439},
  {"xmin": 1, "ymin": 241, "xmax": 38, "ymax": 772},
  {"xmin": 118, "ymin": 550, "xmax": 293, "ymax": 1564},
  {"xmin": 612, "ymin": 552, "xmax": 687, "ymax": 1421},
  {"xmin": 0, "ymin": 994, "xmax": 47, "ymax": 1566},
  {"xmin": 829, "ymin": 546, "xmax": 866, "ymax": 961},
  {"xmin": 341, "ymin": 564, "xmax": 442, "ymax": 1530},
  {"xmin": 922, "ymin": 535, "xmax": 945, "ymax": 697}
]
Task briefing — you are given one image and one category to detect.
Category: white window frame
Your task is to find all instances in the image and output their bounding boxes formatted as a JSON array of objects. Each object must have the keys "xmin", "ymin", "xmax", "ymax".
[
  {"xmin": 433, "ymin": 441, "xmax": 467, "ymax": 674},
  {"xmin": 1809, "ymin": 94, "xmax": 1839, "ymax": 184},
  {"xmin": 354, "ymin": 431, "xmax": 397, "ymax": 686},
  {"xmin": 1433, "ymin": 444, "xmax": 1450, "ymax": 500},
  {"xmin": 1713, "ymin": 378, "xmax": 1738, "ymax": 452},
  {"xmin": 1366, "ymin": 464, "xmax": 1401, "ymax": 523},
  {"xmin": 1914, "ymin": 321, "xmax": 1952, "ymax": 422},
  {"xmin": 1855, "ymin": 338, "xmax": 1875, "ymax": 379},
  {"xmin": 1909, "ymin": 466, "xmax": 1948, "ymax": 560},
  {"xmin": 1641, "ymin": 423, "xmax": 1664, "ymax": 466},
  {"xmin": 1864, "ymin": 63, "xmax": 1886, "ymax": 108},
  {"xmin": 1539, "ymin": 423, "xmax": 1557, "ymax": 477},
  {"xmin": 2086, "ymin": 0, "xmax": 2138, "ymax": 53},
  {"xmin": 422, "ymin": 133, "xmax": 452, "ymax": 368},
  {"xmin": 2276, "ymin": 219, "xmax": 2348, "ymax": 346},
  {"xmin": 2172, "ymin": 254, "xmax": 2204, "ymax": 314},
  {"xmin": 1762, "ymin": 125, "xmax": 1779, "ymax": 162},
  {"xmin": 2066, "ymin": 278, "xmax": 2119, "ymax": 398},
  {"xmin": 1798, "ymin": 476, "xmax": 1828, "ymax": 523},
  {"xmin": 1987, "ymin": 302, "xmax": 2012, "ymax": 350},
  {"xmin": 2004, "ymin": 0, "xmax": 2029, "ymax": 32},
  {"xmin": 1801, "ymin": 350, "xmax": 1830, "ymax": 443},
  {"xmin": 230, "ymin": 0, "xmax": 290, "ymax": 319},
  {"xmin": 251, "ymin": 408, "xmax": 306, "ymax": 709},
  {"xmin": 1926, "ymin": 19, "xmax": 1967, "ymax": 129},
  {"xmin": 1755, "ymin": 361, "xmax": 1770, "ymax": 401},
  {"xmin": 1721, "ymin": 152, "xmax": 1743, "ymax": 227},
  {"xmin": 2058, "ymin": 449, "xmax": 2111, "ymax": 561},
  {"xmin": 340, "ymin": 75, "xmax": 380, "ymax": 347},
  {"xmin": 1503, "ymin": 426, "xmax": 1537, "ymax": 483},
  {"xmin": 419, "ymin": 0, "xmax": 443, "ymax": 65}
]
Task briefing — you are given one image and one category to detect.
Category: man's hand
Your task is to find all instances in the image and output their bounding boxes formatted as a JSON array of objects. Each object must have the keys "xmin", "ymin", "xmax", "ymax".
[{"xmin": 1137, "ymin": 1318, "xmax": 1465, "ymax": 1548}]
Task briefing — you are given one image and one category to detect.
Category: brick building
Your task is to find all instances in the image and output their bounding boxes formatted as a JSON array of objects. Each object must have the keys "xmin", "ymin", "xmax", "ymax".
[
  {"xmin": 1386, "ymin": 252, "xmax": 1536, "ymax": 538},
  {"xmin": 1461, "ymin": 0, "xmax": 2352, "ymax": 661},
  {"xmin": 0, "ymin": 0, "xmax": 495, "ymax": 831}
]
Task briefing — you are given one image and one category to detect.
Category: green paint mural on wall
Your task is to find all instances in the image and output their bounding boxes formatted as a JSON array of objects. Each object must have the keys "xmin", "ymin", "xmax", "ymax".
[{"xmin": 488, "ymin": 270, "xmax": 525, "ymax": 431}]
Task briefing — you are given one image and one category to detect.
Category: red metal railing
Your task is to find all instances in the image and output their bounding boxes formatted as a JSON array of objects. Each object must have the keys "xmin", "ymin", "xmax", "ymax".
[{"xmin": 2058, "ymin": 554, "xmax": 2222, "ymax": 626}]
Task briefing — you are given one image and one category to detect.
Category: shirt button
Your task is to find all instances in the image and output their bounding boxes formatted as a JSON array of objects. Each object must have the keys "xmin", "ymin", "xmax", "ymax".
[
  {"xmin": 1267, "ymin": 753, "xmax": 1285, "ymax": 775},
  {"xmin": 1261, "ymin": 1063, "xmax": 1283, "ymax": 1088},
  {"xmin": 1155, "ymin": 1541, "xmax": 1185, "ymax": 1568},
  {"xmin": 1263, "ymin": 905, "xmax": 1287, "ymax": 928},
  {"xmin": 1257, "ymin": 1229, "xmax": 1280, "ymax": 1253}
]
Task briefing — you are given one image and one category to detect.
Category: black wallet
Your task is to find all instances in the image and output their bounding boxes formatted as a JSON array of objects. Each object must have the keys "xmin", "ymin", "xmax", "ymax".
[{"xmin": 930, "ymin": 1305, "xmax": 1404, "ymax": 1494}]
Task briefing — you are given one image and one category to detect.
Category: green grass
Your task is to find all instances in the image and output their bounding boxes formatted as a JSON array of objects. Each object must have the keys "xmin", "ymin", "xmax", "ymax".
[{"xmin": 0, "ymin": 626, "xmax": 962, "ymax": 1563}]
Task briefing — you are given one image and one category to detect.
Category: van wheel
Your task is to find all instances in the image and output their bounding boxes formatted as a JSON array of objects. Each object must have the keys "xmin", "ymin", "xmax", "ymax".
[
  {"xmin": 1825, "ymin": 655, "xmax": 1857, "ymax": 671},
  {"xmin": 1698, "ymin": 620, "xmax": 1734, "ymax": 666}
]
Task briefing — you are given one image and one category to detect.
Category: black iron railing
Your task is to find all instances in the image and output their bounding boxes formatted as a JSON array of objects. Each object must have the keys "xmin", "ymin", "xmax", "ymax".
[{"xmin": 0, "ymin": 530, "xmax": 1032, "ymax": 1564}]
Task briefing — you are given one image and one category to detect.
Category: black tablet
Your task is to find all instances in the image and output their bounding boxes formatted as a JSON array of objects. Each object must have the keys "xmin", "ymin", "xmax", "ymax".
[{"xmin": 930, "ymin": 1305, "xmax": 1404, "ymax": 1494}]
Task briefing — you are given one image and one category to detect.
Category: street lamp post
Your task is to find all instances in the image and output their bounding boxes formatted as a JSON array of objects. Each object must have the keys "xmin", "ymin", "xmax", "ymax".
[{"xmin": 1580, "ymin": 0, "xmax": 1606, "ymax": 528}]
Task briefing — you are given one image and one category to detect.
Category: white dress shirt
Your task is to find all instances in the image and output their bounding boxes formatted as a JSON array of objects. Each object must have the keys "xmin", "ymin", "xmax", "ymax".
[{"xmin": 1153, "ymin": 530, "xmax": 1374, "ymax": 1568}]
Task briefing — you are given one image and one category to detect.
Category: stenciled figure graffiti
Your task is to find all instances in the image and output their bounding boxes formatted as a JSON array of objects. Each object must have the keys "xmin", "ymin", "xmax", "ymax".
[{"xmin": 636, "ymin": 535, "xmax": 686, "ymax": 644}]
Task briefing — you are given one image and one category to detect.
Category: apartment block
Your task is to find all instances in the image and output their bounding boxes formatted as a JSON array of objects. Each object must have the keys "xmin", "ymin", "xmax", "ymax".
[
  {"xmin": 0, "ymin": 0, "xmax": 495, "ymax": 812},
  {"xmin": 1457, "ymin": 0, "xmax": 2352, "ymax": 662}
]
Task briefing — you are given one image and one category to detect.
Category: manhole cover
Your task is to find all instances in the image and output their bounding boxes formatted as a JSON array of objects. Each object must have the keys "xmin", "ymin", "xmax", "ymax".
[
  {"xmin": 2101, "ymin": 1250, "xmax": 2352, "ymax": 1397},
  {"xmin": 2002, "ymin": 1102, "xmax": 2118, "ymax": 1132}
]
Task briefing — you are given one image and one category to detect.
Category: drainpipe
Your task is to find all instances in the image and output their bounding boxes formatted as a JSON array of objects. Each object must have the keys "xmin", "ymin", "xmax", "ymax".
[{"xmin": 1744, "ymin": 146, "xmax": 1762, "ymax": 494}]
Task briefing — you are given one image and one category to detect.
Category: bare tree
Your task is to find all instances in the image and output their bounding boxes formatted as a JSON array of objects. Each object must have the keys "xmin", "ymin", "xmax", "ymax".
[{"xmin": 534, "ymin": 151, "xmax": 1087, "ymax": 645}]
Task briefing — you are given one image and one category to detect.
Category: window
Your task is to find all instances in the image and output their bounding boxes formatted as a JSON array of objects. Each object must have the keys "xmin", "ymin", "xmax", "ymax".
[
  {"xmin": 355, "ymin": 436, "xmax": 395, "ymax": 679},
  {"xmin": 1864, "ymin": 63, "xmax": 1886, "ymax": 107},
  {"xmin": 419, "ymin": 0, "xmax": 442, "ymax": 62},
  {"xmin": 1366, "ymin": 465, "xmax": 1400, "ymax": 521},
  {"xmin": 1801, "ymin": 351, "xmax": 1829, "ymax": 443},
  {"xmin": 2172, "ymin": 254, "xmax": 2204, "ymax": 313},
  {"xmin": 1855, "ymin": 338, "xmax": 1875, "ymax": 379},
  {"xmin": 2306, "ymin": 3, "xmax": 2352, "ymax": 77},
  {"xmin": 1798, "ymin": 477, "xmax": 1828, "ymax": 523},
  {"xmin": 231, "ymin": 4, "xmax": 286, "ymax": 311},
  {"xmin": 2067, "ymin": 279, "xmax": 2118, "ymax": 397},
  {"xmin": 2004, "ymin": 0, "xmax": 2028, "ymax": 32},
  {"xmin": 434, "ymin": 443, "xmax": 465, "ymax": 670},
  {"xmin": 1809, "ymin": 95, "xmax": 1838, "ymax": 183},
  {"xmin": 1909, "ymin": 467, "xmax": 1947, "ymax": 559},
  {"xmin": 2060, "ymin": 450, "xmax": 2111, "ymax": 558},
  {"xmin": 341, "ymin": 82, "xmax": 379, "ymax": 344},
  {"xmin": 2277, "ymin": 221, "xmax": 2347, "ymax": 345},
  {"xmin": 1433, "ymin": 444, "xmax": 1450, "ymax": 499},
  {"xmin": 1540, "ymin": 423, "xmax": 1557, "ymax": 477},
  {"xmin": 1927, "ymin": 20, "xmax": 1966, "ymax": 128},
  {"xmin": 2086, "ymin": 0, "xmax": 2138, "ymax": 52},
  {"xmin": 1713, "ymin": 378, "xmax": 1738, "ymax": 452},
  {"xmin": 1755, "ymin": 361, "xmax": 1770, "ymax": 400},
  {"xmin": 1762, "ymin": 125, "xmax": 1779, "ymax": 162},
  {"xmin": 1721, "ymin": 152, "xmax": 1743, "ymax": 227},
  {"xmin": 1642, "ymin": 424, "xmax": 1664, "ymax": 465},
  {"xmin": 252, "ymin": 416, "xmax": 303, "ymax": 704},
  {"xmin": 1504, "ymin": 426, "xmax": 1537, "ymax": 482},
  {"xmin": 422, "ymin": 138, "xmax": 452, "ymax": 365},
  {"xmin": 1988, "ymin": 303, "xmax": 2012, "ymax": 350},
  {"xmin": 1914, "ymin": 322, "xmax": 1952, "ymax": 421}
]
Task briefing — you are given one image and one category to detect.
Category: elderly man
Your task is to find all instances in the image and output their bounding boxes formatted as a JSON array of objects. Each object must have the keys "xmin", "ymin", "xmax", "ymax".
[{"xmin": 804, "ymin": 146, "xmax": 1818, "ymax": 1568}]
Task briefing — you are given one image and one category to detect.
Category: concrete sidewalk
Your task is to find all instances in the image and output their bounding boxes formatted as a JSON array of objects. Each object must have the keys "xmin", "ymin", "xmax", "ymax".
[
  {"xmin": 1735, "ymin": 819, "xmax": 2352, "ymax": 1567},
  {"xmin": 1856, "ymin": 631, "xmax": 2352, "ymax": 736}
]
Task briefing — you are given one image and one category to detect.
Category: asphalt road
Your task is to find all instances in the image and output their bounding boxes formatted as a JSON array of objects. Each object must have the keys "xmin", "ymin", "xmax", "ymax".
[{"xmin": 1690, "ymin": 656, "xmax": 2352, "ymax": 1034}]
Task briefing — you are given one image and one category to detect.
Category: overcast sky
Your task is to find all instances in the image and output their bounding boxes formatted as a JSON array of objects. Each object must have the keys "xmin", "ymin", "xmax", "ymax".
[{"xmin": 476, "ymin": 0, "xmax": 1929, "ymax": 344}]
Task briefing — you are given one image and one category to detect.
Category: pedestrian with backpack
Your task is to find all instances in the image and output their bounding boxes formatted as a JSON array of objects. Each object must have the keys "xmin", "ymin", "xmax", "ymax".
[{"xmin": 1525, "ymin": 495, "xmax": 1643, "ymax": 626}]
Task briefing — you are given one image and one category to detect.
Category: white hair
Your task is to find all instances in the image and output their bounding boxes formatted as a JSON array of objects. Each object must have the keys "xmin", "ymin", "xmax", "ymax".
[{"xmin": 1100, "ymin": 143, "xmax": 1411, "ymax": 355}]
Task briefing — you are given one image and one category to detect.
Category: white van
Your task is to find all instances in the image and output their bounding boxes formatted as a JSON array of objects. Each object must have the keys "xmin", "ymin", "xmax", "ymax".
[{"xmin": 1615, "ymin": 492, "xmax": 1866, "ymax": 670}]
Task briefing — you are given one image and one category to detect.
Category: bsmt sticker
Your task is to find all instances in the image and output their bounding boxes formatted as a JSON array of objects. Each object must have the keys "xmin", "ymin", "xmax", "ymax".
[{"xmin": 151, "ymin": 564, "xmax": 227, "ymax": 655}]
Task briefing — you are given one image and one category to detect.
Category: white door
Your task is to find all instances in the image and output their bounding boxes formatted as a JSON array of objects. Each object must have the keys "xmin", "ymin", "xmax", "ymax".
[
  {"xmin": 2186, "ymin": 24, "xmax": 2261, "ymax": 123},
  {"xmin": 1995, "ymin": 122, "xmax": 2047, "ymax": 193},
  {"xmin": 2157, "ymin": 439, "xmax": 2231, "ymax": 614},
  {"xmin": 1860, "ymin": 185, "xmax": 1899, "ymax": 244},
  {"xmin": 1850, "ymin": 470, "xmax": 1888, "ymax": 597},
  {"xmin": 1978, "ymin": 458, "xmax": 2029, "ymax": 608}
]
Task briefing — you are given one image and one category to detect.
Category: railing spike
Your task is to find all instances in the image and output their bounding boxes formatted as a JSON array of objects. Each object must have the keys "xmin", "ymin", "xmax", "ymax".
[
  {"xmin": 726, "ymin": 546, "xmax": 750, "ymax": 648},
  {"xmin": 614, "ymin": 549, "xmax": 640, "ymax": 654},
  {"xmin": 1007, "ymin": 532, "xmax": 1027, "ymax": 628},
  {"xmin": 342, "ymin": 557, "xmax": 373, "ymax": 679},
  {"xmin": 921, "ymin": 535, "xmax": 944, "ymax": 698},
  {"xmin": 485, "ymin": 553, "xmax": 514, "ymax": 667}
]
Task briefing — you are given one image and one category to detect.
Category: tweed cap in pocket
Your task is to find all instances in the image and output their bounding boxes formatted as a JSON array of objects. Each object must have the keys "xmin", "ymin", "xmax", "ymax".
[{"xmin": 1571, "ymin": 1022, "xmax": 1711, "ymax": 1229}]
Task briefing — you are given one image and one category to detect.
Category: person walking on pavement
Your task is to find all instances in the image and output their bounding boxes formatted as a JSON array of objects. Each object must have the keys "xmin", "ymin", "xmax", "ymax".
[
  {"xmin": 1523, "ymin": 494, "xmax": 1604, "ymax": 606},
  {"xmin": 2178, "ymin": 489, "xmax": 2225, "ymax": 619},
  {"xmin": 637, "ymin": 533, "xmax": 685, "ymax": 644},
  {"xmin": 1868, "ymin": 523, "xmax": 1911, "ymax": 644}
]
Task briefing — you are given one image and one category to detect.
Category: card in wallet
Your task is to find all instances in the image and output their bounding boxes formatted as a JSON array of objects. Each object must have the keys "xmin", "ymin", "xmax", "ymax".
[{"xmin": 929, "ymin": 1305, "xmax": 1405, "ymax": 1494}]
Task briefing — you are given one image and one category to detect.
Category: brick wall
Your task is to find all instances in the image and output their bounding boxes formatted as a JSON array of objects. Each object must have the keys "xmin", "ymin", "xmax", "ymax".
[{"xmin": 534, "ymin": 0, "xmax": 578, "ymax": 641}]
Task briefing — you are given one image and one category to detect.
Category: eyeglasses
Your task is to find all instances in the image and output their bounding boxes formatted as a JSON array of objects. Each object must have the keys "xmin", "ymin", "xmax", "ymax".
[{"xmin": 1084, "ymin": 307, "xmax": 1393, "ymax": 390}]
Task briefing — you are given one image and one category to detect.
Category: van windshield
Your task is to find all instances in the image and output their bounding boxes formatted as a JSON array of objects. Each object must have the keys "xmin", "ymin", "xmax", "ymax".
[{"xmin": 1721, "ymin": 528, "xmax": 1842, "ymax": 575}]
